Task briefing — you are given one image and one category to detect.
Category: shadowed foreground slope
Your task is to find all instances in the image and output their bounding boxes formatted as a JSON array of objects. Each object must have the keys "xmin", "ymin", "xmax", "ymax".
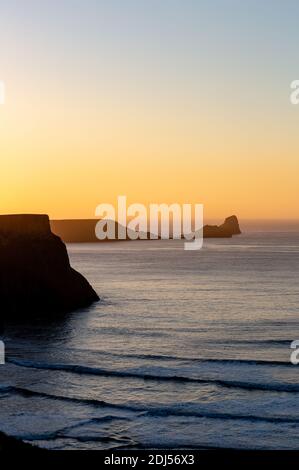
[{"xmin": 0, "ymin": 431, "xmax": 42, "ymax": 451}]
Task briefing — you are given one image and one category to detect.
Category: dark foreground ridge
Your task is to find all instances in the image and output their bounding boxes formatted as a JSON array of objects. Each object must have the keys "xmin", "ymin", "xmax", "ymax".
[
  {"xmin": 0, "ymin": 431, "xmax": 41, "ymax": 451},
  {"xmin": 0, "ymin": 214, "xmax": 99, "ymax": 326}
]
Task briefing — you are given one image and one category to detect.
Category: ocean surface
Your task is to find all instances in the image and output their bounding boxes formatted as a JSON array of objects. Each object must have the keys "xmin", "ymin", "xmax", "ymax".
[{"xmin": 1, "ymin": 232, "xmax": 299, "ymax": 450}]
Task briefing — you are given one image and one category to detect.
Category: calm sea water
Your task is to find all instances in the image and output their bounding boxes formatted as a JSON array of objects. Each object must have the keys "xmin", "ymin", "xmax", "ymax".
[{"xmin": 1, "ymin": 232, "xmax": 299, "ymax": 450}]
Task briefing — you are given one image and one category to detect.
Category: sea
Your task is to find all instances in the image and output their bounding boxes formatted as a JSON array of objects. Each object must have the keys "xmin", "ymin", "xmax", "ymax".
[{"xmin": 1, "ymin": 232, "xmax": 299, "ymax": 450}]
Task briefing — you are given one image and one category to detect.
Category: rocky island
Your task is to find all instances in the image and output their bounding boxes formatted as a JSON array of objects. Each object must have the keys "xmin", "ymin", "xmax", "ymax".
[
  {"xmin": 0, "ymin": 214, "xmax": 99, "ymax": 327},
  {"xmin": 203, "ymin": 215, "xmax": 241, "ymax": 238}
]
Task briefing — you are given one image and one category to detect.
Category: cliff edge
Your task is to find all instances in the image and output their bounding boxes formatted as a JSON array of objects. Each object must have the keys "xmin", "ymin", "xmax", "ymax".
[{"xmin": 0, "ymin": 214, "xmax": 99, "ymax": 324}]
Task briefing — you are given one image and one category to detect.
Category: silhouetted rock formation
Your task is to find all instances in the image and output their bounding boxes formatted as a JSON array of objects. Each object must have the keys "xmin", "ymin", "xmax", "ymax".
[
  {"xmin": 0, "ymin": 215, "xmax": 99, "ymax": 326},
  {"xmin": 50, "ymin": 219, "xmax": 152, "ymax": 242},
  {"xmin": 50, "ymin": 219, "xmax": 97, "ymax": 243},
  {"xmin": 50, "ymin": 216, "xmax": 241, "ymax": 242},
  {"xmin": 220, "ymin": 215, "xmax": 241, "ymax": 235},
  {"xmin": 51, "ymin": 219, "xmax": 125, "ymax": 242},
  {"xmin": 203, "ymin": 215, "xmax": 241, "ymax": 238}
]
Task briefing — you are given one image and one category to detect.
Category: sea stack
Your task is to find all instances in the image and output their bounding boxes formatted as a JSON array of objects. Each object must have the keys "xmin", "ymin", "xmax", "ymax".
[
  {"xmin": 0, "ymin": 214, "xmax": 99, "ymax": 324},
  {"xmin": 219, "ymin": 215, "xmax": 241, "ymax": 235},
  {"xmin": 203, "ymin": 215, "xmax": 242, "ymax": 238}
]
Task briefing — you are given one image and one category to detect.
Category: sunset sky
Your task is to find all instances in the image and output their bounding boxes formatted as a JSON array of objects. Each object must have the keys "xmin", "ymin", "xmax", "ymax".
[{"xmin": 0, "ymin": 0, "xmax": 298, "ymax": 220}]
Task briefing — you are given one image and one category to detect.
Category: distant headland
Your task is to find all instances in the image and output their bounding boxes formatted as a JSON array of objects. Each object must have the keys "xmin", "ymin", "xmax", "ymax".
[{"xmin": 50, "ymin": 215, "xmax": 241, "ymax": 243}]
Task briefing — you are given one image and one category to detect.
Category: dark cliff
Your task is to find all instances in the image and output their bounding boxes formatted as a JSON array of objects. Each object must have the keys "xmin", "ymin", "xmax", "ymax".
[{"xmin": 0, "ymin": 214, "xmax": 99, "ymax": 325}]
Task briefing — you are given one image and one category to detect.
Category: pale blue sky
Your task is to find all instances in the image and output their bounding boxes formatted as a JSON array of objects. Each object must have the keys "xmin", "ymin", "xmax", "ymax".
[
  {"xmin": 1, "ymin": 0, "xmax": 298, "ymax": 105},
  {"xmin": 0, "ymin": 1, "xmax": 298, "ymax": 219}
]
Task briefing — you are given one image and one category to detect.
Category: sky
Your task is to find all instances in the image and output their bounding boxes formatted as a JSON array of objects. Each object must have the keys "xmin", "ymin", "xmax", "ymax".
[{"xmin": 0, "ymin": 0, "xmax": 298, "ymax": 220}]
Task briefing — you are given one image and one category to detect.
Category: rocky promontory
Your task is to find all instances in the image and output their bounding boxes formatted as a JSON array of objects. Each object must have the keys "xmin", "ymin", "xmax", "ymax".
[
  {"xmin": 0, "ymin": 214, "xmax": 99, "ymax": 325},
  {"xmin": 50, "ymin": 216, "xmax": 241, "ymax": 242}
]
